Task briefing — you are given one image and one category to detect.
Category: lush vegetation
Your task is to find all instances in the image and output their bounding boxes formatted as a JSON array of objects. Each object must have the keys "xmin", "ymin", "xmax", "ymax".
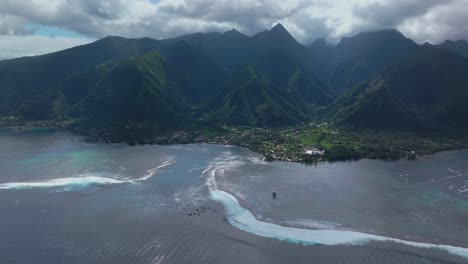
[
  {"xmin": 203, "ymin": 65, "xmax": 306, "ymax": 126},
  {"xmin": 299, "ymin": 126, "xmax": 468, "ymax": 161},
  {"xmin": 326, "ymin": 46, "xmax": 468, "ymax": 130},
  {"xmin": 214, "ymin": 124, "xmax": 468, "ymax": 163},
  {"xmin": 1, "ymin": 24, "xmax": 468, "ymax": 162}
]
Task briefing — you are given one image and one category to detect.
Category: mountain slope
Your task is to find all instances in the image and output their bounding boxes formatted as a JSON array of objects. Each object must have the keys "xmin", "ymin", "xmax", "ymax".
[
  {"xmin": 249, "ymin": 24, "xmax": 310, "ymax": 90},
  {"xmin": 0, "ymin": 36, "xmax": 161, "ymax": 116},
  {"xmin": 3, "ymin": 25, "xmax": 468, "ymax": 132},
  {"xmin": 333, "ymin": 30, "xmax": 418, "ymax": 93},
  {"xmin": 286, "ymin": 69, "xmax": 332, "ymax": 107},
  {"xmin": 310, "ymin": 29, "xmax": 419, "ymax": 95},
  {"xmin": 0, "ymin": 24, "xmax": 329, "ymax": 127},
  {"xmin": 327, "ymin": 46, "xmax": 468, "ymax": 130},
  {"xmin": 164, "ymin": 24, "xmax": 319, "ymax": 93},
  {"xmin": 158, "ymin": 40, "xmax": 227, "ymax": 104},
  {"xmin": 437, "ymin": 40, "xmax": 468, "ymax": 57},
  {"xmin": 161, "ymin": 29, "xmax": 250, "ymax": 72},
  {"xmin": 66, "ymin": 53, "xmax": 186, "ymax": 124},
  {"xmin": 204, "ymin": 65, "xmax": 305, "ymax": 126}
]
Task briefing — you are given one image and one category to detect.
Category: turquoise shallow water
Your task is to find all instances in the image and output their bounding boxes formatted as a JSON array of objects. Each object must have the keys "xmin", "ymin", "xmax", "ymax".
[{"xmin": 1, "ymin": 129, "xmax": 468, "ymax": 264}]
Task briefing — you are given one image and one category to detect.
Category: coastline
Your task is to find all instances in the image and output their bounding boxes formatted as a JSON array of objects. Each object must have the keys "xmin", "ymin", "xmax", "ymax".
[{"xmin": 1, "ymin": 119, "xmax": 468, "ymax": 164}]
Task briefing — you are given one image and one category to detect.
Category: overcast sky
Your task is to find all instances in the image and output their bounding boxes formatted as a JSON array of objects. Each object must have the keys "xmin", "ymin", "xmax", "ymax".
[{"xmin": 0, "ymin": 0, "xmax": 467, "ymax": 59}]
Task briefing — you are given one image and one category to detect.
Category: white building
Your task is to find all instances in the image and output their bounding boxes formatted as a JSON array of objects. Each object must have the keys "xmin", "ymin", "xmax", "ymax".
[{"xmin": 305, "ymin": 148, "xmax": 325, "ymax": 156}]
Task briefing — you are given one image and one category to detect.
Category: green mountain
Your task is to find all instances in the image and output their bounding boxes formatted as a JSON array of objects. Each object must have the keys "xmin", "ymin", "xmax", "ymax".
[
  {"xmin": 0, "ymin": 36, "xmax": 161, "ymax": 116},
  {"xmin": 163, "ymin": 23, "xmax": 321, "ymax": 95},
  {"xmin": 2, "ymin": 25, "xmax": 468, "ymax": 132},
  {"xmin": 161, "ymin": 29, "xmax": 250, "ymax": 72},
  {"xmin": 158, "ymin": 40, "xmax": 227, "ymax": 104},
  {"xmin": 304, "ymin": 39, "xmax": 335, "ymax": 85},
  {"xmin": 249, "ymin": 24, "xmax": 311, "ymax": 90},
  {"xmin": 204, "ymin": 65, "xmax": 305, "ymax": 126},
  {"xmin": 436, "ymin": 40, "xmax": 468, "ymax": 57},
  {"xmin": 327, "ymin": 29, "xmax": 419, "ymax": 94},
  {"xmin": 286, "ymin": 69, "xmax": 332, "ymax": 107},
  {"xmin": 68, "ymin": 53, "xmax": 186, "ymax": 123},
  {"xmin": 18, "ymin": 52, "xmax": 187, "ymax": 128},
  {"xmin": 326, "ymin": 46, "xmax": 468, "ymax": 130},
  {"xmin": 0, "ymin": 24, "xmax": 333, "ymax": 128}
]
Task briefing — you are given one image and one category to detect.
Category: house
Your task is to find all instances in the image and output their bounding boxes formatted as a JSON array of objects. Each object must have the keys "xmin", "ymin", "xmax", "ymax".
[{"xmin": 305, "ymin": 148, "xmax": 326, "ymax": 156}]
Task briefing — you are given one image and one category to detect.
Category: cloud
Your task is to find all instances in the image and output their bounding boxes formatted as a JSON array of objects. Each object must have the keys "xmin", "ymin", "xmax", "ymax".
[
  {"xmin": 0, "ymin": 14, "xmax": 31, "ymax": 35},
  {"xmin": 397, "ymin": 0, "xmax": 468, "ymax": 43},
  {"xmin": 352, "ymin": 0, "xmax": 448, "ymax": 29},
  {"xmin": 0, "ymin": 0, "xmax": 468, "ymax": 58},
  {"xmin": 0, "ymin": 35, "xmax": 92, "ymax": 60}
]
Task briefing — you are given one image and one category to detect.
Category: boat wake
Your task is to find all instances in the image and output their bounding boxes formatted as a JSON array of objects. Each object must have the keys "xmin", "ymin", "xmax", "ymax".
[
  {"xmin": 204, "ymin": 154, "xmax": 468, "ymax": 260},
  {"xmin": 0, "ymin": 158, "xmax": 175, "ymax": 191}
]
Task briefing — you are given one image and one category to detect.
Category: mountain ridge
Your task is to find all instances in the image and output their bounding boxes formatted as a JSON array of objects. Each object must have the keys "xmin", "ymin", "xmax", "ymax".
[
  {"xmin": 326, "ymin": 46, "xmax": 468, "ymax": 130},
  {"xmin": 1, "ymin": 25, "xmax": 468, "ymax": 133}
]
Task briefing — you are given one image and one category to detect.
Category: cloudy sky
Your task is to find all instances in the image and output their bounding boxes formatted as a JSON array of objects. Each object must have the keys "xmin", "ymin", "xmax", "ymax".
[{"xmin": 0, "ymin": 0, "xmax": 467, "ymax": 59}]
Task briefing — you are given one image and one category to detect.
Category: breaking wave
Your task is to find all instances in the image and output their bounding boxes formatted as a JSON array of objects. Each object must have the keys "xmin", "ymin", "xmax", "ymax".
[
  {"xmin": 204, "ymin": 154, "xmax": 468, "ymax": 260},
  {"xmin": 0, "ymin": 158, "xmax": 175, "ymax": 190}
]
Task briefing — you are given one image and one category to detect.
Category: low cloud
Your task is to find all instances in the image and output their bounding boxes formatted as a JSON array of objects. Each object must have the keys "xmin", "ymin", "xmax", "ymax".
[
  {"xmin": 0, "ymin": 35, "xmax": 92, "ymax": 60},
  {"xmin": 353, "ymin": 0, "xmax": 447, "ymax": 29}
]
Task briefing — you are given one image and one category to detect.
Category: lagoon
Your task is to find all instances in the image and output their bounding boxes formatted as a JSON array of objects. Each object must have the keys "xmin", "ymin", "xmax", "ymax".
[{"xmin": 1, "ymin": 128, "xmax": 468, "ymax": 263}]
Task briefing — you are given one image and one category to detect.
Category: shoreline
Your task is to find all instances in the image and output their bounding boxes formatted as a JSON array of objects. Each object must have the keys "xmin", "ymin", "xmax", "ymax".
[
  {"xmin": 3, "ymin": 124, "xmax": 468, "ymax": 260},
  {"xmin": 1, "ymin": 121, "xmax": 468, "ymax": 164}
]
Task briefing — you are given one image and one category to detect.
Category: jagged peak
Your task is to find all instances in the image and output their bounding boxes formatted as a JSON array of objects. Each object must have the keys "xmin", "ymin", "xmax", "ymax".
[
  {"xmin": 225, "ymin": 28, "xmax": 240, "ymax": 34},
  {"xmin": 422, "ymin": 42, "xmax": 432, "ymax": 47},
  {"xmin": 271, "ymin": 23, "xmax": 288, "ymax": 33},
  {"xmin": 251, "ymin": 23, "xmax": 299, "ymax": 45},
  {"xmin": 269, "ymin": 23, "xmax": 296, "ymax": 40},
  {"xmin": 223, "ymin": 28, "xmax": 248, "ymax": 38}
]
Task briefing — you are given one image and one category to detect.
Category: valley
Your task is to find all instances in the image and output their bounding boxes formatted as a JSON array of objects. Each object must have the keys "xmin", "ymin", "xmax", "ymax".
[{"xmin": 1, "ymin": 24, "xmax": 468, "ymax": 163}]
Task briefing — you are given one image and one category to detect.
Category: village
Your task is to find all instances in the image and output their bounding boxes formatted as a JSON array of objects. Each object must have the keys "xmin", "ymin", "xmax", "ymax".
[
  {"xmin": 2, "ymin": 117, "xmax": 464, "ymax": 163},
  {"xmin": 202, "ymin": 125, "xmax": 328, "ymax": 163}
]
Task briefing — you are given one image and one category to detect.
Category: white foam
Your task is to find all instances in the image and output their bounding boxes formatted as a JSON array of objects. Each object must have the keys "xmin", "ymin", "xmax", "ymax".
[
  {"xmin": 0, "ymin": 175, "xmax": 123, "ymax": 190},
  {"xmin": 210, "ymin": 189, "xmax": 468, "ymax": 259},
  {"xmin": 205, "ymin": 167, "xmax": 221, "ymax": 191},
  {"xmin": 203, "ymin": 153, "xmax": 468, "ymax": 260},
  {"xmin": 138, "ymin": 158, "xmax": 175, "ymax": 181},
  {"xmin": 0, "ymin": 158, "xmax": 175, "ymax": 190},
  {"xmin": 283, "ymin": 219, "xmax": 342, "ymax": 230}
]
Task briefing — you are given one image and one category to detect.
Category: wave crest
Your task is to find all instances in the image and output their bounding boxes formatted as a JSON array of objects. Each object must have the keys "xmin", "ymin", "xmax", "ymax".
[
  {"xmin": 204, "ymin": 154, "xmax": 468, "ymax": 260},
  {"xmin": 0, "ymin": 158, "xmax": 175, "ymax": 190}
]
